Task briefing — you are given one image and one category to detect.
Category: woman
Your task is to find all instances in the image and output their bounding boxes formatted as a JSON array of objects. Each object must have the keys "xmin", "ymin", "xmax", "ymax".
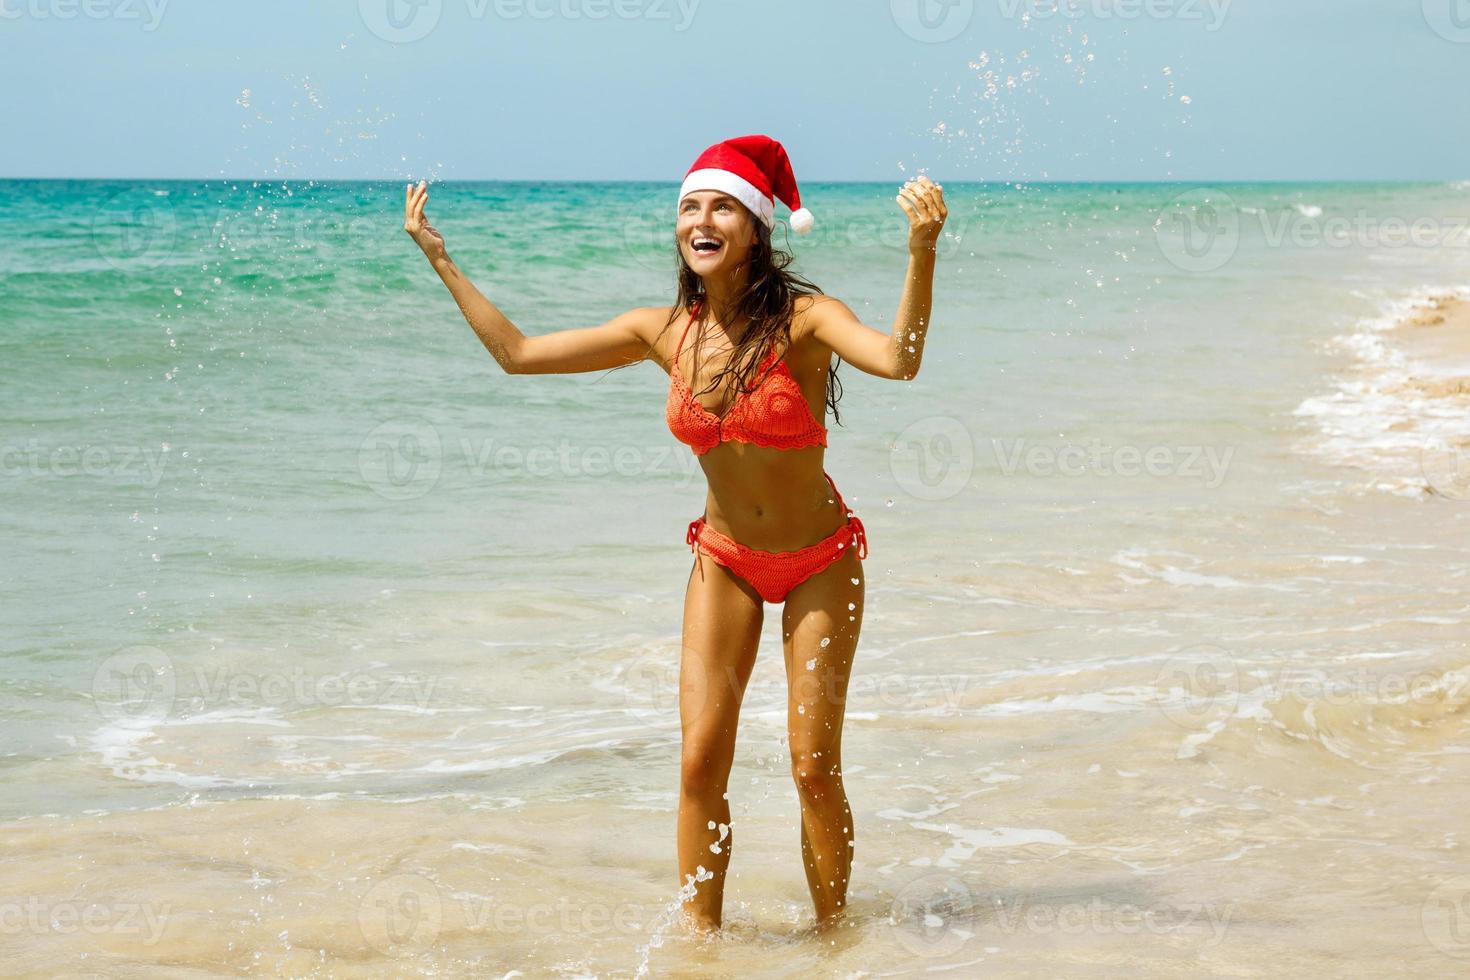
[{"xmin": 403, "ymin": 135, "xmax": 946, "ymax": 934}]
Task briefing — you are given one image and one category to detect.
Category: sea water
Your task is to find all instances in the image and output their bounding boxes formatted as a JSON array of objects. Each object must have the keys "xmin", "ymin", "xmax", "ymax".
[{"xmin": 2, "ymin": 178, "xmax": 1469, "ymax": 975}]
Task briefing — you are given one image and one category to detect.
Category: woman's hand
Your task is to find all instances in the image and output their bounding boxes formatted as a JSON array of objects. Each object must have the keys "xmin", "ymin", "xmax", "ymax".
[
  {"xmin": 404, "ymin": 180, "xmax": 447, "ymax": 262},
  {"xmin": 897, "ymin": 175, "xmax": 947, "ymax": 254}
]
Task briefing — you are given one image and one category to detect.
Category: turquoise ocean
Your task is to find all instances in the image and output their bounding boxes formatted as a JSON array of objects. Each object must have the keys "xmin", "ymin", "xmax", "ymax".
[{"xmin": 3, "ymin": 179, "xmax": 1470, "ymax": 974}]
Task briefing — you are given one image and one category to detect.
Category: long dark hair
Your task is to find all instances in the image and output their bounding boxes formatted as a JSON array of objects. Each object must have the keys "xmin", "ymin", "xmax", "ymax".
[{"xmin": 662, "ymin": 215, "xmax": 846, "ymax": 428}]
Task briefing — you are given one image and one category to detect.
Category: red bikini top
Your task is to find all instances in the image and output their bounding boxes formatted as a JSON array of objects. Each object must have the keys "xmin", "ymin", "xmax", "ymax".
[{"xmin": 665, "ymin": 300, "xmax": 828, "ymax": 457}]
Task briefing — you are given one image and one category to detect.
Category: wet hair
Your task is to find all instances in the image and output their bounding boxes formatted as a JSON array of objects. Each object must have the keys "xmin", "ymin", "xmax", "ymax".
[{"xmin": 661, "ymin": 207, "xmax": 845, "ymax": 428}]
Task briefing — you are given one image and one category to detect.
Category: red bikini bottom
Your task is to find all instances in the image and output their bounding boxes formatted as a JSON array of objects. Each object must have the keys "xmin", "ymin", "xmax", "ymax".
[{"xmin": 685, "ymin": 470, "xmax": 869, "ymax": 604}]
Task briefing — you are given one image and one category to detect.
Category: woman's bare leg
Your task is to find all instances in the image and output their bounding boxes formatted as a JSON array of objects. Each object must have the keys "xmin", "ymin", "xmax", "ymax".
[
  {"xmin": 677, "ymin": 551, "xmax": 763, "ymax": 931},
  {"xmin": 781, "ymin": 546, "xmax": 864, "ymax": 930}
]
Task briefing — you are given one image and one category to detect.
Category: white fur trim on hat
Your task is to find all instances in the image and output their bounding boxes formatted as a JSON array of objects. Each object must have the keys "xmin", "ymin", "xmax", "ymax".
[{"xmin": 678, "ymin": 168, "xmax": 775, "ymax": 229}]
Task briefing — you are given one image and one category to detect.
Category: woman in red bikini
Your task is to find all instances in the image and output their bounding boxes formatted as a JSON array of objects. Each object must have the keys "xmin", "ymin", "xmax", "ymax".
[{"xmin": 403, "ymin": 135, "xmax": 946, "ymax": 935}]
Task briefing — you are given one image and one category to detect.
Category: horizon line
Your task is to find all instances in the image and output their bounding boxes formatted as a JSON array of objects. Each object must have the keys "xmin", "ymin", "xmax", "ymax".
[{"xmin": 1, "ymin": 175, "xmax": 1463, "ymax": 185}]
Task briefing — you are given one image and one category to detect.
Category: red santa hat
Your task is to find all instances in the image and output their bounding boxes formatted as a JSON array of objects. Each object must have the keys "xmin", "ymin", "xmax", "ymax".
[{"xmin": 678, "ymin": 134, "xmax": 814, "ymax": 235}]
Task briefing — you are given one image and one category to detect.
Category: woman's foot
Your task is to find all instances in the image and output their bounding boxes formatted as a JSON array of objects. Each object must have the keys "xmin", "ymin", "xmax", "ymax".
[{"xmin": 679, "ymin": 907, "xmax": 721, "ymax": 936}]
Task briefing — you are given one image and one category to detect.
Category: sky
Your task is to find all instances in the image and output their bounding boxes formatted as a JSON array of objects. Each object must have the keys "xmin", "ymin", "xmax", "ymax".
[{"xmin": 1, "ymin": 0, "xmax": 1467, "ymax": 181}]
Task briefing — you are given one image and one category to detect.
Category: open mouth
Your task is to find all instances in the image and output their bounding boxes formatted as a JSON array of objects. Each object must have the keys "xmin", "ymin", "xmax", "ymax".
[{"xmin": 691, "ymin": 237, "xmax": 723, "ymax": 256}]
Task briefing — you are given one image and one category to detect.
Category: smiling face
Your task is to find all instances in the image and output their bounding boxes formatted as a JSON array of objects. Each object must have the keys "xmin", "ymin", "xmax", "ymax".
[{"xmin": 676, "ymin": 190, "xmax": 761, "ymax": 279}]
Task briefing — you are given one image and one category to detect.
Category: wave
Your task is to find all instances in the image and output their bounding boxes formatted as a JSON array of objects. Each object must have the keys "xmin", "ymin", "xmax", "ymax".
[
  {"xmin": 1175, "ymin": 658, "xmax": 1470, "ymax": 766},
  {"xmin": 1291, "ymin": 286, "xmax": 1470, "ymax": 497}
]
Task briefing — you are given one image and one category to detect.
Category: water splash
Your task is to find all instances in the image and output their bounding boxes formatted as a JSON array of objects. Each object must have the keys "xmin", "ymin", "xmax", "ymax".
[{"xmin": 632, "ymin": 866, "xmax": 715, "ymax": 979}]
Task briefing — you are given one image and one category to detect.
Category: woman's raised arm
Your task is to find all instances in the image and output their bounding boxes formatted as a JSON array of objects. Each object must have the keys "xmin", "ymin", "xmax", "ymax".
[
  {"xmin": 806, "ymin": 176, "xmax": 947, "ymax": 382},
  {"xmin": 403, "ymin": 180, "xmax": 657, "ymax": 375}
]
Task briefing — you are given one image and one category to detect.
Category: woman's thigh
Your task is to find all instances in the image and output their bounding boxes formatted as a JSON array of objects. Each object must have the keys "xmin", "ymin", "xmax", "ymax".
[
  {"xmin": 780, "ymin": 547, "xmax": 865, "ymax": 764},
  {"xmin": 680, "ymin": 552, "xmax": 765, "ymax": 762}
]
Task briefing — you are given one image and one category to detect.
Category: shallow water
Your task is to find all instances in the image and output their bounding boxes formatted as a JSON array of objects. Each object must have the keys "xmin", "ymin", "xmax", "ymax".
[{"xmin": 2, "ymin": 179, "xmax": 1469, "ymax": 975}]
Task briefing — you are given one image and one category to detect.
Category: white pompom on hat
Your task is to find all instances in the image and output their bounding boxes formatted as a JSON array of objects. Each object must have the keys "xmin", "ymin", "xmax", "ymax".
[{"xmin": 678, "ymin": 134, "xmax": 814, "ymax": 235}]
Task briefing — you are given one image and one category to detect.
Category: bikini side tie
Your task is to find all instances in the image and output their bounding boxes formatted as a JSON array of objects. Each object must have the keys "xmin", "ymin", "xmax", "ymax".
[{"xmin": 848, "ymin": 514, "xmax": 868, "ymax": 560}]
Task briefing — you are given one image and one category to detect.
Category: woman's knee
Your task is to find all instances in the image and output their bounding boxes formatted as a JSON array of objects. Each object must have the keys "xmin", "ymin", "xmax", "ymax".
[
  {"xmin": 681, "ymin": 738, "xmax": 734, "ymax": 798},
  {"xmin": 789, "ymin": 745, "xmax": 843, "ymax": 801}
]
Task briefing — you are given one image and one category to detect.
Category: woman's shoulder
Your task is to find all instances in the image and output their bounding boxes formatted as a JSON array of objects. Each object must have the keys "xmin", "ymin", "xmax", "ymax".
[
  {"xmin": 634, "ymin": 305, "xmax": 693, "ymax": 370},
  {"xmin": 790, "ymin": 293, "xmax": 843, "ymax": 344},
  {"xmin": 787, "ymin": 293, "xmax": 842, "ymax": 369}
]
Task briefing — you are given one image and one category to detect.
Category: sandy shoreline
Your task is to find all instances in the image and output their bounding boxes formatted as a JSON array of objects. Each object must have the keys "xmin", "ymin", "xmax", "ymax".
[
  {"xmin": 1387, "ymin": 291, "xmax": 1470, "ymax": 395},
  {"xmin": 1293, "ymin": 287, "xmax": 1470, "ymax": 499}
]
